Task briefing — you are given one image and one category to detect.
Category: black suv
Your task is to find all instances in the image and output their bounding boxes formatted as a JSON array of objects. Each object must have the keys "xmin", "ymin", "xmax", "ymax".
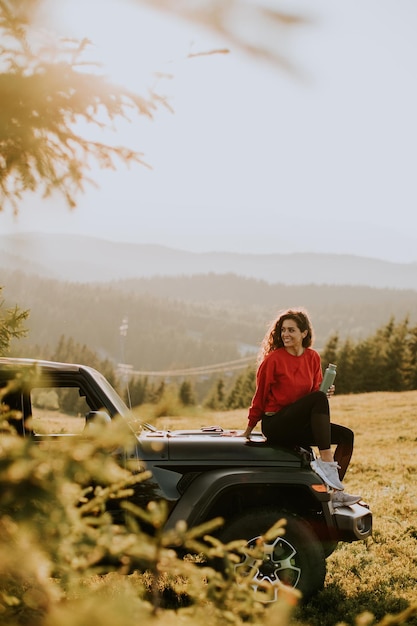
[{"xmin": 0, "ymin": 358, "xmax": 372, "ymax": 601}]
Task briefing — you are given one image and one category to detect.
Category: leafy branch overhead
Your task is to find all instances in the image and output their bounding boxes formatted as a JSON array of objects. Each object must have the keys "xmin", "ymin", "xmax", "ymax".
[
  {"xmin": 143, "ymin": 0, "xmax": 307, "ymax": 72},
  {"xmin": 0, "ymin": 0, "xmax": 306, "ymax": 213},
  {"xmin": 0, "ymin": 3, "xmax": 171, "ymax": 212}
]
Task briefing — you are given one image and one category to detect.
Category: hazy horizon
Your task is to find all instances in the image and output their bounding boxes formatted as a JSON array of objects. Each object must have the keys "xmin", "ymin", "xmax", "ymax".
[{"xmin": 1, "ymin": 230, "xmax": 417, "ymax": 265}]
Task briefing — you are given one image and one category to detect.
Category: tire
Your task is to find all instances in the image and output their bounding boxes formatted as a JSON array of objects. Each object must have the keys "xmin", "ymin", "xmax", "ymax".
[
  {"xmin": 219, "ymin": 508, "xmax": 326, "ymax": 603},
  {"xmin": 322, "ymin": 539, "xmax": 339, "ymax": 558}
]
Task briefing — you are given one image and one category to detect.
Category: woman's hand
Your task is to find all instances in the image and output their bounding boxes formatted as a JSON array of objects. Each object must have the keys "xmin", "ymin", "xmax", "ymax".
[
  {"xmin": 241, "ymin": 426, "xmax": 254, "ymax": 440},
  {"xmin": 327, "ymin": 384, "xmax": 335, "ymax": 398}
]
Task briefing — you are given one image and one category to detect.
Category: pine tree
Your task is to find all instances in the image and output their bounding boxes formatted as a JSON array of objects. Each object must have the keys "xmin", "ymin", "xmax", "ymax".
[
  {"xmin": 51, "ymin": 335, "xmax": 118, "ymax": 386},
  {"xmin": 381, "ymin": 317, "xmax": 410, "ymax": 391},
  {"xmin": 204, "ymin": 378, "xmax": 226, "ymax": 410},
  {"xmin": 334, "ymin": 338, "xmax": 356, "ymax": 394},
  {"xmin": 406, "ymin": 324, "xmax": 417, "ymax": 390},
  {"xmin": 0, "ymin": 287, "xmax": 29, "ymax": 356},
  {"xmin": 320, "ymin": 333, "xmax": 339, "ymax": 373},
  {"xmin": 226, "ymin": 367, "xmax": 256, "ymax": 410},
  {"xmin": 0, "ymin": 2, "xmax": 164, "ymax": 213},
  {"xmin": 178, "ymin": 380, "xmax": 196, "ymax": 406},
  {"xmin": 127, "ymin": 376, "xmax": 149, "ymax": 408}
]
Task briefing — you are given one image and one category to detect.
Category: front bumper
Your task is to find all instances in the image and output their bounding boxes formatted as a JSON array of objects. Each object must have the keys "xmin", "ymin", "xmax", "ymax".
[{"xmin": 332, "ymin": 502, "xmax": 373, "ymax": 541}]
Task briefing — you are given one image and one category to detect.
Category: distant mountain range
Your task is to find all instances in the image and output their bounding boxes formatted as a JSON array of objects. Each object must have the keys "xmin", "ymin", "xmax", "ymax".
[{"xmin": 0, "ymin": 233, "xmax": 416, "ymax": 290}]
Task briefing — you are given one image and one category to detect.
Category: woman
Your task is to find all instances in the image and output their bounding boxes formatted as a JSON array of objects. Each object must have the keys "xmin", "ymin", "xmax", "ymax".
[{"xmin": 242, "ymin": 307, "xmax": 360, "ymax": 507}]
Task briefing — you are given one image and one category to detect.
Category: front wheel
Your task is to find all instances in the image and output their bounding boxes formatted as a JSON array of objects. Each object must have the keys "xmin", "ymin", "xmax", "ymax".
[{"xmin": 219, "ymin": 509, "xmax": 326, "ymax": 603}]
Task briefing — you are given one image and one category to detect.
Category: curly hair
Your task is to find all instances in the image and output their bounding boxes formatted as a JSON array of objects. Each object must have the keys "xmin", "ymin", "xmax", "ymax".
[{"xmin": 257, "ymin": 307, "xmax": 315, "ymax": 364}]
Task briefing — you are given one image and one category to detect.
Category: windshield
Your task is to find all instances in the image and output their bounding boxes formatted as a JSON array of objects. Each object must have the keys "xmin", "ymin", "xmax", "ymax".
[
  {"xmin": 93, "ymin": 369, "xmax": 157, "ymax": 433},
  {"xmin": 92, "ymin": 370, "xmax": 129, "ymax": 416}
]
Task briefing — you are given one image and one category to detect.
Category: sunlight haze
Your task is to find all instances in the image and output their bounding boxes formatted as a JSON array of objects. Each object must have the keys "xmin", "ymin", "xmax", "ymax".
[{"xmin": 1, "ymin": 0, "xmax": 416, "ymax": 263}]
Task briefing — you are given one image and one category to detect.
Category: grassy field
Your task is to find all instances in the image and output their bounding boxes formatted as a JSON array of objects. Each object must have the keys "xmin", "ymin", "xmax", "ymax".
[{"xmin": 154, "ymin": 391, "xmax": 417, "ymax": 626}]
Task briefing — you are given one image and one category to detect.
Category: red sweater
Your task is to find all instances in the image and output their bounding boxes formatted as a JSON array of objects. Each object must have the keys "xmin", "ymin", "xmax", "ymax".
[{"xmin": 248, "ymin": 347, "xmax": 323, "ymax": 428}]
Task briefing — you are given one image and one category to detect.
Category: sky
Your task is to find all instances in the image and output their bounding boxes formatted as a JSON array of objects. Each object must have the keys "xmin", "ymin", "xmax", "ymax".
[{"xmin": 1, "ymin": 0, "xmax": 417, "ymax": 263}]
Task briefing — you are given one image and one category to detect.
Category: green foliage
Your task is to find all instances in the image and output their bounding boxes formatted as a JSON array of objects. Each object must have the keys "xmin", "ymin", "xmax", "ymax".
[
  {"xmin": 112, "ymin": 274, "xmax": 417, "ymax": 347},
  {"xmin": 6, "ymin": 269, "xmax": 417, "ymax": 406},
  {"xmin": 5, "ymin": 271, "xmax": 243, "ymax": 372},
  {"xmin": 322, "ymin": 317, "xmax": 417, "ymax": 394},
  {"xmin": 178, "ymin": 380, "xmax": 196, "ymax": 406},
  {"xmin": 0, "ymin": 1, "xmax": 167, "ymax": 212},
  {"xmin": 0, "ymin": 286, "xmax": 29, "ymax": 355},
  {"xmin": 4, "ymin": 269, "xmax": 417, "ymax": 379},
  {"xmin": 127, "ymin": 375, "xmax": 151, "ymax": 408},
  {"xmin": 51, "ymin": 335, "xmax": 118, "ymax": 387},
  {"xmin": 205, "ymin": 378, "xmax": 227, "ymax": 410},
  {"xmin": 2, "ymin": 376, "xmax": 417, "ymax": 625},
  {"xmin": 149, "ymin": 385, "xmax": 183, "ymax": 418},
  {"xmin": 406, "ymin": 325, "xmax": 417, "ymax": 389},
  {"xmin": 204, "ymin": 368, "xmax": 256, "ymax": 412},
  {"xmin": 0, "ymin": 375, "xmax": 301, "ymax": 626},
  {"xmin": 0, "ymin": 389, "xmax": 143, "ymax": 622},
  {"xmin": 320, "ymin": 333, "xmax": 339, "ymax": 369},
  {"xmin": 226, "ymin": 367, "xmax": 256, "ymax": 410},
  {"xmin": 0, "ymin": 0, "xmax": 307, "ymax": 217}
]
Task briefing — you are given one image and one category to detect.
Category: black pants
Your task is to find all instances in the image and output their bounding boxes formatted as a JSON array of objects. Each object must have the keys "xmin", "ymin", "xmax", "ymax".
[{"xmin": 261, "ymin": 391, "xmax": 354, "ymax": 479}]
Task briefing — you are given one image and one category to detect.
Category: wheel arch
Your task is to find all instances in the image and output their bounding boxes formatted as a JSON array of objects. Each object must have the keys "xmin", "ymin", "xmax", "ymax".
[{"xmin": 165, "ymin": 468, "xmax": 331, "ymax": 537}]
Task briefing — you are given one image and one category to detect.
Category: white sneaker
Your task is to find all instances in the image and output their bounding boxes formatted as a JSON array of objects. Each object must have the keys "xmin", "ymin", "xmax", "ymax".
[
  {"xmin": 310, "ymin": 458, "xmax": 345, "ymax": 491},
  {"xmin": 331, "ymin": 490, "xmax": 361, "ymax": 508}
]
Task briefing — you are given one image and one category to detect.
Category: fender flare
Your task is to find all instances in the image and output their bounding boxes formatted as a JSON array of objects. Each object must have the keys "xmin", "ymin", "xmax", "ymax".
[{"xmin": 164, "ymin": 466, "xmax": 327, "ymax": 531}]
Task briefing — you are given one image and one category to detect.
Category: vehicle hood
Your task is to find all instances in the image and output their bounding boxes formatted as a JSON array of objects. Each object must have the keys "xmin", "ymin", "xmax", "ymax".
[{"xmin": 136, "ymin": 428, "xmax": 305, "ymax": 466}]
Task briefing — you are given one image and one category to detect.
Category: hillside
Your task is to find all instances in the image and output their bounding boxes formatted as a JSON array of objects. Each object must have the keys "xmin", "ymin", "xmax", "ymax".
[
  {"xmin": 1, "ymin": 233, "xmax": 417, "ymax": 289},
  {"xmin": 2, "ymin": 270, "xmax": 417, "ymax": 373}
]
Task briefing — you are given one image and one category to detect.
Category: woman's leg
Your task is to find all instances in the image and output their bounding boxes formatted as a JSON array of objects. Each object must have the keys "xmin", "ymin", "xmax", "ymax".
[
  {"xmin": 331, "ymin": 423, "xmax": 354, "ymax": 479},
  {"xmin": 262, "ymin": 391, "xmax": 331, "ymax": 449},
  {"xmin": 261, "ymin": 391, "xmax": 355, "ymax": 489}
]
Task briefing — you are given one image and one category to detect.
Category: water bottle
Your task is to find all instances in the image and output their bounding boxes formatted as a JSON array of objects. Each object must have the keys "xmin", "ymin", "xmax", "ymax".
[{"xmin": 320, "ymin": 363, "xmax": 337, "ymax": 393}]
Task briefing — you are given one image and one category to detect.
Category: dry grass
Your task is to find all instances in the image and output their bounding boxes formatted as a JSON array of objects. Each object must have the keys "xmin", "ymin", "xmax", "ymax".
[{"xmin": 155, "ymin": 391, "xmax": 417, "ymax": 625}]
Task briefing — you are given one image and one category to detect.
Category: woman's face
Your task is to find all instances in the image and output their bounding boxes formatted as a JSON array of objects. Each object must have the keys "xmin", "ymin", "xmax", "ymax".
[{"xmin": 280, "ymin": 318, "xmax": 307, "ymax": 353}]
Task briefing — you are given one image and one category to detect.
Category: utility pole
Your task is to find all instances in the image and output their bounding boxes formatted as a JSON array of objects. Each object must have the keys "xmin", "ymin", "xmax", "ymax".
[{"xmin": 117, "ymin": 316, "xmax": 132, "ymax": 407}]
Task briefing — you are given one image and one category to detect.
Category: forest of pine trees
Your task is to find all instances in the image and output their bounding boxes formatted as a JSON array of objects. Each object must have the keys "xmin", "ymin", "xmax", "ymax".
[
  {"xmin": 3, "ymin": 281, "xmax": 417, "ymax": 410},
  {"xmin": 125, "ymin": 316, "xmax": 417, "ymax": 408},
  {"xmin": 4, "ymin": 270, "xmax": 417, "ymax": 373},
  {"xmin": 320, "ymin": 316, "xmax": 417, "ymax": 394},
  {"xmin": 11, "ymin": 316, "xmax": 415, "ymax": 414}
]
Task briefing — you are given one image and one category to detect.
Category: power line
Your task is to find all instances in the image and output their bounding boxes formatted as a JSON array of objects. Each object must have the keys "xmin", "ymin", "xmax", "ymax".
[
  {"xmin": 120, "ymin": 347, "xmax": 329, "ymax": 380},
  {"xmin": 127, "ymin": 355, "xmax": 256, "ymax": 378}
]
